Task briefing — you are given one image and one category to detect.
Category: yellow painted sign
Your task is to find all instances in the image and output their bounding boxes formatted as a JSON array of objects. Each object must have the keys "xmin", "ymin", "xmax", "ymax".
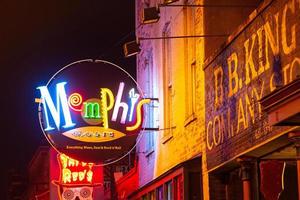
[{"xmin": 205, "ymin": 0, "xmax": 300, "ymax": 169}]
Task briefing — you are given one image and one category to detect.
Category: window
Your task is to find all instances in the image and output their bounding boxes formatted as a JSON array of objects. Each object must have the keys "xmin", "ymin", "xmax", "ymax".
[
  {"xmin": 145, "ymin": 119, "xmax": 155, "ymax": 153},
  {"xmin": 174, "ymin": 175, "xmax": 183, "ymax": 200},
  {"xmin": 165, "ymin": 181, "xmax": 173, "ymax": 200},
  {"xmin": 189, "ymin": 1, "xmax": 196, "ymax": 58},
  {"xmin": 184, "ymin": 1, "xmax": 197, "ymax": 122},
  {"xmin": 184, "ymin": 0, "xmax": 196, "ymax": 59},
  {"xmin": 137, "ymin": 171, "xmax": 196, "ymax": 200},
  {"xmin": 148, "ymin": 190, "xmax": 155, "ymax": 200},
  {"xmin": 156, "ymin": 185, "xmax": 164, "ymax": 200},
  {"xmin": 185, "ymin": 62, "xmax": 197, "ymax": 121},
  {"xmin": 162, "ymin": 22, "xmax": 173, "ymax": 139},
  {"xmin": 143, "ymin": 50, "xmax": 158, "ymax": 153},
  {"xmin": 142, "ymin": 194, "xmax": 148, "ymax": 200}
]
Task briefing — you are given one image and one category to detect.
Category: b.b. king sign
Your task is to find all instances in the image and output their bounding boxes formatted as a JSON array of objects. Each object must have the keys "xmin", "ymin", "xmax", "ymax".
[{"xmin": 37, "ymin": 60, "xmax": 149, "ymax": 164}]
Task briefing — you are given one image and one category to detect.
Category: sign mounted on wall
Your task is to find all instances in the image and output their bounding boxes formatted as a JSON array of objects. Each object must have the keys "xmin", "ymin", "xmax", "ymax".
[
  {"xmin": 36, "ymin": 59, "xmax": 149, "ymax": 164},
  {"xmin": 204, "ymin": 0, "xmax": 299, "ymax": 170}
]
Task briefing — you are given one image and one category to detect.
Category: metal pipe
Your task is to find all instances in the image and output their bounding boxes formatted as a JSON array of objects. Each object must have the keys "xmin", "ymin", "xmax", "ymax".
[
  {"xmin": 243, "ymin": 180, "xmax": 251, "ymax": 200},
  {"xmin": 139, "ymin": 34, "xmax": 228, "ymax": 40},
  {"xmin": 159, "ymin": 4, "xmax": 257, "ymax": 8}
]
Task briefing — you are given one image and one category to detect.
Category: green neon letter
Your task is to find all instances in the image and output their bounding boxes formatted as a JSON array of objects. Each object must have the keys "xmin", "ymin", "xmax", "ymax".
[{"xmin": 83, "ymin": 102, "xmax": 101, "ymax": 118}]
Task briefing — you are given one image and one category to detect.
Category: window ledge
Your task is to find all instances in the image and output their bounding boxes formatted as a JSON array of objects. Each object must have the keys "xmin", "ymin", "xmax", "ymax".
[
  {"xmin": 145, "ymin": 149, "xmax": 155, "ymax": 157},
  {"xmin": 184, "ymin": 113, "xmax": 197, "ymax": 127},
  {"xmin": 162, "ymin": 134, "xmax": 173, "ymax": 144}
]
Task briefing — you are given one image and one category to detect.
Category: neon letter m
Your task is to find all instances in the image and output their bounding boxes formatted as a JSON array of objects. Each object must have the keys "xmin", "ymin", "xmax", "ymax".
[
  {"xmin": 84, "ymin": 102, "xmax": 100, "ymax": 118},
  {"xmin": 37, "ymin": 82, "xmax": 75, "ymax": 131}
]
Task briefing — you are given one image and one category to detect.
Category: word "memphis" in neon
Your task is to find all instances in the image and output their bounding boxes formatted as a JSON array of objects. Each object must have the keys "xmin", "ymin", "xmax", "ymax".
[{"xmin": 37, "ymin": 82, "xmax": 150, "ymax": 132}]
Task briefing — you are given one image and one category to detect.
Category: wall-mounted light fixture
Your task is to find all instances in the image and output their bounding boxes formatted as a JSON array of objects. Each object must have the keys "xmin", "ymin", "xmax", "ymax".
[
  {"xmin": 142, "ymin": 7, "xmax": 160, "ymax": 24},
  {"xmin": 125, "ymin": 1, "xmax": 256, "ymax": 57},
  {"xmin": 123, "ymin": 40, "xmax": 140, "ymax": 57},
  {"xmin": 163, "ymin": 0, "xmax": 179, "ymax": 5},
  {"xmin": 142, "ymin": 2, "xmax": 256, "ymax": 24}
]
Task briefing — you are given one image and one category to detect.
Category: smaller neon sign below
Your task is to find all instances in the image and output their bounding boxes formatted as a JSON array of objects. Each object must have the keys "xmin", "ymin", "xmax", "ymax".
[
  {"xmin": 36, "ymin": 60, "xmax": 149, "ymax": 163},
  {"xmin": 59, "ymin": 154, "xmax": 94, "ymax": 185}
]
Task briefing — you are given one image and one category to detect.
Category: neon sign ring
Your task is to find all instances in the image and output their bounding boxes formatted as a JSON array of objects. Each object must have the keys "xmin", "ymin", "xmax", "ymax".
[{"xmin": 36, "ymin": 59, "xmax": 149, "ymax": 164}]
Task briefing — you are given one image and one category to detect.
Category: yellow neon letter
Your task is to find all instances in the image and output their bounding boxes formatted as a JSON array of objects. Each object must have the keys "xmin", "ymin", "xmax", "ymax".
[
  {"xmin": 62, "ymin": 168, "xmax": 72, "ymax": 184},
  {"xmin": 101, "ymin": 88, "xmax": 115, "ymax": 129},
  {"xmin": 87, "ymin": 170, "xmax": 93, "ymax": 183},
  {"xmin": 60, "ymin": 154, "xmax": 68, "ymax": 169},
  {"xmin": 126, "ymin": 99, "xmax": 150, "ymax": 131},
  {"xmin": 72, "ymin": 172, "xmax": 79, "ymax": 182},
  {"xmin": 68, "ymin": 158, "xmax": 75, "ymax": 167},
  {"xmin": 79, "ymin": 170, "xmax": 87, "ymax": 181}
]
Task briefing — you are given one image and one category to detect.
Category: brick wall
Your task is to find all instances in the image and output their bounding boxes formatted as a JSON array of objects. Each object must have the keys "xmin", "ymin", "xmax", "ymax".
[
  {"xmin": 135, "ymin": 0, "xmax": 206, "ymax": 190},
  {"xmin": 204, "ymin": 0, "xmax": 300, "ymax": 170}
]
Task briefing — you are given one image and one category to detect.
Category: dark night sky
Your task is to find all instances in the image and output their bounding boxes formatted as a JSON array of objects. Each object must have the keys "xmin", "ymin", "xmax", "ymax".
[{"xmin": 0, "ymin": 0, "xmax": 136, "ymax": 195}]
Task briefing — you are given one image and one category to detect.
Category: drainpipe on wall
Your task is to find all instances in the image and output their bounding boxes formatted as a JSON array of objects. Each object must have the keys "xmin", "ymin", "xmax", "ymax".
[{"xmin": 237, "ymin": 157, "xmax": 253, "ymax": 200}]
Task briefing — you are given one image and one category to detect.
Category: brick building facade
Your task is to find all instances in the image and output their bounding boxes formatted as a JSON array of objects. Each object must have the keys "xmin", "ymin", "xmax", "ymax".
[
  {"xmin": 204, "ymin": 0, "xmax": 299, "ymax": 199},
  {"xmin": 116, "ymin": 0, "xmax": 300, "ymax": 199}
]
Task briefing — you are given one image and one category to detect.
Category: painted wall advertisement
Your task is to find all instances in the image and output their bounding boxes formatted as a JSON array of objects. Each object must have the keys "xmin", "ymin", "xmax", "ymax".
[
  {"xmin": 37, "ymin": 60, "xmax": 149, "ymax": 164},
  {"xmin": 205, "ymin": 0, "xmax": 300, "ymax": 169}
]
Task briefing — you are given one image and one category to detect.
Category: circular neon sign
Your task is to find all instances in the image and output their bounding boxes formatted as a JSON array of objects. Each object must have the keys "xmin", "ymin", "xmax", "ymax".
[{"xmin": 37, "ymin": 60, "xmax": 149, "ymax": 164}]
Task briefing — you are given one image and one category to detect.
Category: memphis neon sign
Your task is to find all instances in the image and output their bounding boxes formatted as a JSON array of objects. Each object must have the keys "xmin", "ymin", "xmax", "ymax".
[{"xmin": 37, "ymin": 81, "xmax": 149, "ymax": 143}]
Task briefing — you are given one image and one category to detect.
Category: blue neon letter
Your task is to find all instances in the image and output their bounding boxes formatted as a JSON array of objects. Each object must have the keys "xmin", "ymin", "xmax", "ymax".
[
  {"xmin": 37, "ymin": 82, "xmax": 75, "ymax": 131},
  {"xmin": 128, "ymin": 88, "xmax": 140, "ymax": 122}
]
